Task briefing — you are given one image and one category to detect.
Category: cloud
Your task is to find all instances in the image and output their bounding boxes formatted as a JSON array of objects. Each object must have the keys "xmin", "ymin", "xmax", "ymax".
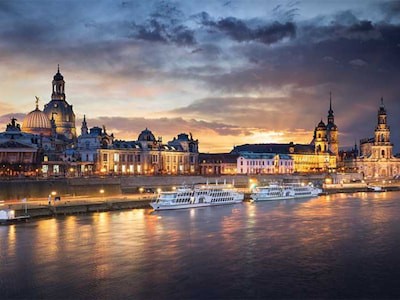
[
  {"xmin": 349, "ymin": 59, "xmax": 368, "ymax": 67},
  {"xmin": 199, "ymin": 14, "xmax": 296, "ymax": 44}
]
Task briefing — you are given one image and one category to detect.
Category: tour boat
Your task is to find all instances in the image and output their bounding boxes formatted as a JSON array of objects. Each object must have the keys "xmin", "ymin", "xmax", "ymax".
[
  {"xmin": 288, "ymin": 183, "xmax": 322, "ymax": 198},
  {"xmin": 251, "ymin": 183, "xmax": 321, "ymax": 202},
  {"xmin": 0, "ymin": 209, "xmax": 30, "ymax": 225},
  {"xmin": 368, "ymin": 185, "xmax": 386, "ymax": 192},
  {"xmin": 150, "ymin": 182, "xmax": 244, "ymax": 211},
  {"xmin": 250, "ymin": 184, "xmax": 295, "ymax": 202}
]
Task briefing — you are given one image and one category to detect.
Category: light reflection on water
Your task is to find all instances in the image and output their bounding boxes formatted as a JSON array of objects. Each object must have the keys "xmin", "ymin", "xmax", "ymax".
[{"xmin": 2, "ymin": 192, "xmax": 400, "ymax": 299}]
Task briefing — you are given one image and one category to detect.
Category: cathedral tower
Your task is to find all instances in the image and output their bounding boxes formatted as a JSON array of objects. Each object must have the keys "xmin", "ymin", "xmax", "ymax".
[
  {"xmin": 43, "ymin": 66, "xmax": 76, "ymax": 140},
  {"xmin": 372, "ymin": 98, "xmax": 393, "ymax": 159},
  {"xmin": 326, "ymin": 92, "xmax": 339, "ymax": 156}
]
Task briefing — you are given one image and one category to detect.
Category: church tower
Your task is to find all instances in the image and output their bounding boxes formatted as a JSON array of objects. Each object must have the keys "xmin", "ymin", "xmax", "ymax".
[
  {"xmin": 372, "ymin": 98, "xmax": 393, "ymax": 159},
  {"xmin": 43, "ymin": 65, "xmax": 76, "ymax": 140},
  {"xmin": 326, "ymin": 92, "xmax": 339, "ymax": 156},
  {"xmin": 313, "ymin": 120, "xmax": 328, "ymax": 153}
]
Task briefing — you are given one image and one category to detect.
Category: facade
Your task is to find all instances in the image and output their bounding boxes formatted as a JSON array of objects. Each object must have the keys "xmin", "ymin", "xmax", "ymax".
[
  {"xmin": 77, "ymin": 119, "xmax": 199, "ymax": 175},
  {"xmin": 231, "ymin": 143, "xmax": 336, "ymax": 173},
  {"xmin": 0, "ymin": 118, "xmax": 41, "ymax": 176},
  {"xmin": 237, "ymin": 152, "xmax": 294, "ymax": 175},
  {"xmin": 198, "ymin": 153, "xmax": 239, "ymax": 175},
  {"xmin": 343, "ymin": 99, "xmax": 400, "ymax": 178}
]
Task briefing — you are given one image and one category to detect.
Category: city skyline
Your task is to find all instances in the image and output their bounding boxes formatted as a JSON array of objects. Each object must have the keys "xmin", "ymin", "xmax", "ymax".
[{"xmin": 0, "ymin": 0, "xmax": 399, "ymax": 152}]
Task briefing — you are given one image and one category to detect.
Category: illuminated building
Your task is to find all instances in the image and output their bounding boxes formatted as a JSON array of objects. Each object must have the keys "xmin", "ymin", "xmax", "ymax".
[
  {"xmin": 78, "ymin": 120, "xmax": 199, "ymax": 175},
  {"xmin": 237, "ymin": 152, "xmax": 294, "ymax": 174},
  {"xmin": 343, "ymin": 99, "xmax": 400, "ymax": 178}
]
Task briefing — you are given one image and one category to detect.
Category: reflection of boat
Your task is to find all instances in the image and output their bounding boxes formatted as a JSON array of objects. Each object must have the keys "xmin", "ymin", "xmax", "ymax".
[
  {"xmin": 0, "ymin": 209, "xmax": 30, "ymax": 225},
  {"xmin": 368, "ymin": 186, "xmax": 386, "ymax": 192},
  {"xmin": 251, "ymin": 185, "xmax": 294, "ymax": 201},
  {"xmin": 150, "ymin": 183, "xmax": 244, "ymax": 211},
  {"xmin": 251, "ymin": 184, "xmax": 322, "ymax": 202}
]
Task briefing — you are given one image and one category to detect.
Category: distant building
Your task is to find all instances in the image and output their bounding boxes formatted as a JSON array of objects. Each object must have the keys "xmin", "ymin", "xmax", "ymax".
[
  {"xmin": 77, "ymin": 118, "xmax": 199, "ymax": 175},
  {"xmin": 343, "ymin": 99, "xmax": 400, "ymax": 178},
  {"xmin": 198, "ymin": 153, "xmax": 239, "ymax": 175},
  {"xmin": 237, "ymin": 152, "xmax": 294, "ymax": 174},
  {"xmin": 231, "ymin": 142, "xmax": 335, "ymax": 173}
]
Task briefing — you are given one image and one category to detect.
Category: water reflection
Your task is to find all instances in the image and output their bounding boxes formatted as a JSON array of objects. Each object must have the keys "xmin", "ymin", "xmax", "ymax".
[{"xmin": 1, "ymin": 192, "xmax": 400, "ymax": 299}]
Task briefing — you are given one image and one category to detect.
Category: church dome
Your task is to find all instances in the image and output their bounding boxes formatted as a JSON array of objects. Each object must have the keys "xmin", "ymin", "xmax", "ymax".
[
  {"xmin": 22, "ymin": 107, "xmax": 52, "ymax": 136},
  {"xmin": 138, "ymin": 128, "xmax": 156, "ymax": 142}
]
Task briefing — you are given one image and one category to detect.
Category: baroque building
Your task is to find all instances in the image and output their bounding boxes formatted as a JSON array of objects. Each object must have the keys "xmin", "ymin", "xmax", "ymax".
[
  {"xmin": 343, "ymin": 99, "xmax": 400, "ymax": 178},
  {"xmin": 77, "ymin": 117, "xmax": 199, "ymax": 175},
  {"xmin": 311, "ymin": 93, "xmax": 339, "ymax": 157}
]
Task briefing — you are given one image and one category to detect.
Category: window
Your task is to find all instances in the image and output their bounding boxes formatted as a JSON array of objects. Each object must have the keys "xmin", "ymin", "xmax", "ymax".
[{"xmin": 103, "ymin": 153, "xmax": 108, "ymax": 161}]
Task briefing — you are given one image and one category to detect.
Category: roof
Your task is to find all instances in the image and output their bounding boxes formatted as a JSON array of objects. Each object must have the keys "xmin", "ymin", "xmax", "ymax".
[
  {"xmin": 231, "ymin": 143, "xmax": 315, "ymax": 155},
  {"xmin": 238, "ymin": 152, "xmax": 293, "ymax": 160},
  {"xmin": 199, "ymin": 153, "xmax": 239, "ymax": 164}
]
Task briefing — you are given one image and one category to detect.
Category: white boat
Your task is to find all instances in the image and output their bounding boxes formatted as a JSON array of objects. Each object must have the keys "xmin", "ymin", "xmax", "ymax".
[
  {"xmin": 0, "ymin": 209, "xmax": 30, "ymax": 225},
  {"xmin": 250, "ymin": 184, "xmax": 295, "ymax": 202},
  {"xmin": 251, "ymin": 183, "xmax": 321, "ymax": 202},
  {"xmin": 368, "ymin": 185, "xmax": 385, "ymax": 192},
  {"xmin": 150, "ymin": 183, "xmax": 244, "ymax": 211},
  {"xmin": 288, "ymin": 184, "xmax": 322, "ymax": 198}
]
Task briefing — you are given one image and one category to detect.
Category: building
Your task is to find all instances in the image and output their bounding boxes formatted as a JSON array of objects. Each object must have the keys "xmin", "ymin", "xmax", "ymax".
[
  {"xmin": 198, "ymin": 153, "xmax": 239, "ymax": 175},
  {"xmin": 0, "ymin": 118, "xmax": 41, "ymax": 176},
  {"xmin": 237, "ymin": 152, "xmax": 294, "ymax": 174},
  {"xmin": 231, "ymin": 142, "xmax": 335, "ymax": 173},
  {"xmin": 343, "ymin": 99, "xmax": 400, "ymax": 178},
  {"xmin": 77, "ymin": 118, "xmax": 199, "ymax": 175},
  {"xmin": 310, "ymin": 92, "xmax": 339, "ymax": 157}
]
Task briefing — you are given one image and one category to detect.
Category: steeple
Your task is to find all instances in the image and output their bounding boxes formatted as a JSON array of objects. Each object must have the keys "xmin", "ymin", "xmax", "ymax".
[
  {"xmin": 81, "ymin": 114, "xmax": 88, "ymax": 135},
  {"xmin": 378, "ymin": 97, "xmax": 387, "ymax": 126},
  {"xmin": 327, "ymin": 91, "xmax": 334, "ymax": 125}
]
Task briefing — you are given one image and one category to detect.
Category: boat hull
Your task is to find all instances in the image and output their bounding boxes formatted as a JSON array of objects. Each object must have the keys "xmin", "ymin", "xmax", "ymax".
[{"xmin": 151, "ymin": 200, "xmax": 242, "ymax": 211}]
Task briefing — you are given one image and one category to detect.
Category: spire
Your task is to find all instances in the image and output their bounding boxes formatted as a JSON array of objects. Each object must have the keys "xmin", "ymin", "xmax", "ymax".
[
  {"xmin": 327, "ymin": 91, "xmax": 334, "ymax": 125},
  {"xmin": 380, "ymin": 97, "xmax": 384, "ymax": 107},
  {"xmin": 57, "ymin": 64, "xmax": 60, "ymax": 73},
  {"xmin": 81, "ymin": 114, "xmax": 88, "ymax": 135}
]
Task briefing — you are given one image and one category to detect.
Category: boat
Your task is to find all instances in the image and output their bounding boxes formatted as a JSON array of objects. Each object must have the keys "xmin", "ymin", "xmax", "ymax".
[
  {"xmin": 150, "ymin": 182, "xmax": 244, "ymax": 211},
  {"xmin": 251, "ymin": 183, "xmax": 322, "ymax": 202},
  {"xmin": 250, "ymin": 184, "xmax": 295, "ymax": 202},
  {"xmin": 288, "ymin": 183, "xmax": 322, "ymax": 198},
  {"xmin": 368, "ymin": 185, "xmax": 386, "ymax": 192},
  {"xmin": 0, "ymin": 209, "xmax": 30, "ymax": 225}
]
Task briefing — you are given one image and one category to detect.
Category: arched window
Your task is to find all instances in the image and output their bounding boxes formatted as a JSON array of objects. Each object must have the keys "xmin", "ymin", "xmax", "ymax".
[{"xmin": 382, "ymin": 149, "xmax": 385, "ymax": 157}]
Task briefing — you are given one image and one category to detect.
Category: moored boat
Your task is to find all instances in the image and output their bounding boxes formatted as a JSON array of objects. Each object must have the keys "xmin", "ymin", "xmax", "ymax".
[
  {"xmin": 251, "ymin": 183, "xmax": 322, "ymax": 202},
  {"xmin": 250, "ymin": 184, "xmax": 295, "ymax": 202},
  {"xmin": 150, "ymin": 183, "xmax": 244, "ymax": 211},
  {"xmin": 0, "ymin": 209, "xmax": 30, "ymax": 225}
]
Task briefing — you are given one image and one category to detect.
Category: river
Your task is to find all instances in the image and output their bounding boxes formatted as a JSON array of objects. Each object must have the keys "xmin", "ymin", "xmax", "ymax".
[{"xmin": 2, "ymin": 191, "xmax": 400, "ymax": 299}]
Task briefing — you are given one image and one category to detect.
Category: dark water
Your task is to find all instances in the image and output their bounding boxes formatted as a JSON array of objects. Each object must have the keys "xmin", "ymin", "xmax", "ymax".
[{"xmin": 2, "ymin": 192, "xmax": 400, "ymax": 299}]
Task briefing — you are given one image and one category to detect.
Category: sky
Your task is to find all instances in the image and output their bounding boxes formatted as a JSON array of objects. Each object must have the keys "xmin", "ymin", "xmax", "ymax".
[{"xmin": 0, "ymin": 0, "xmax": 399, "ymax": 153}]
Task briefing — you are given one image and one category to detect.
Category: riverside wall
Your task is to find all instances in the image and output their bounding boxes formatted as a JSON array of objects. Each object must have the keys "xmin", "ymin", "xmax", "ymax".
[{"xmin": 0, "ymin": 174, "xmax": 326, "ymax": 200}]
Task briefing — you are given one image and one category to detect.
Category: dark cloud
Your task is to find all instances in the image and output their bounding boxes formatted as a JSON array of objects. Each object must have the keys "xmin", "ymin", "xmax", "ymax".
[{"xmin": 199, "ymin": 15, "xmax": 296, "ymax": 44}]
